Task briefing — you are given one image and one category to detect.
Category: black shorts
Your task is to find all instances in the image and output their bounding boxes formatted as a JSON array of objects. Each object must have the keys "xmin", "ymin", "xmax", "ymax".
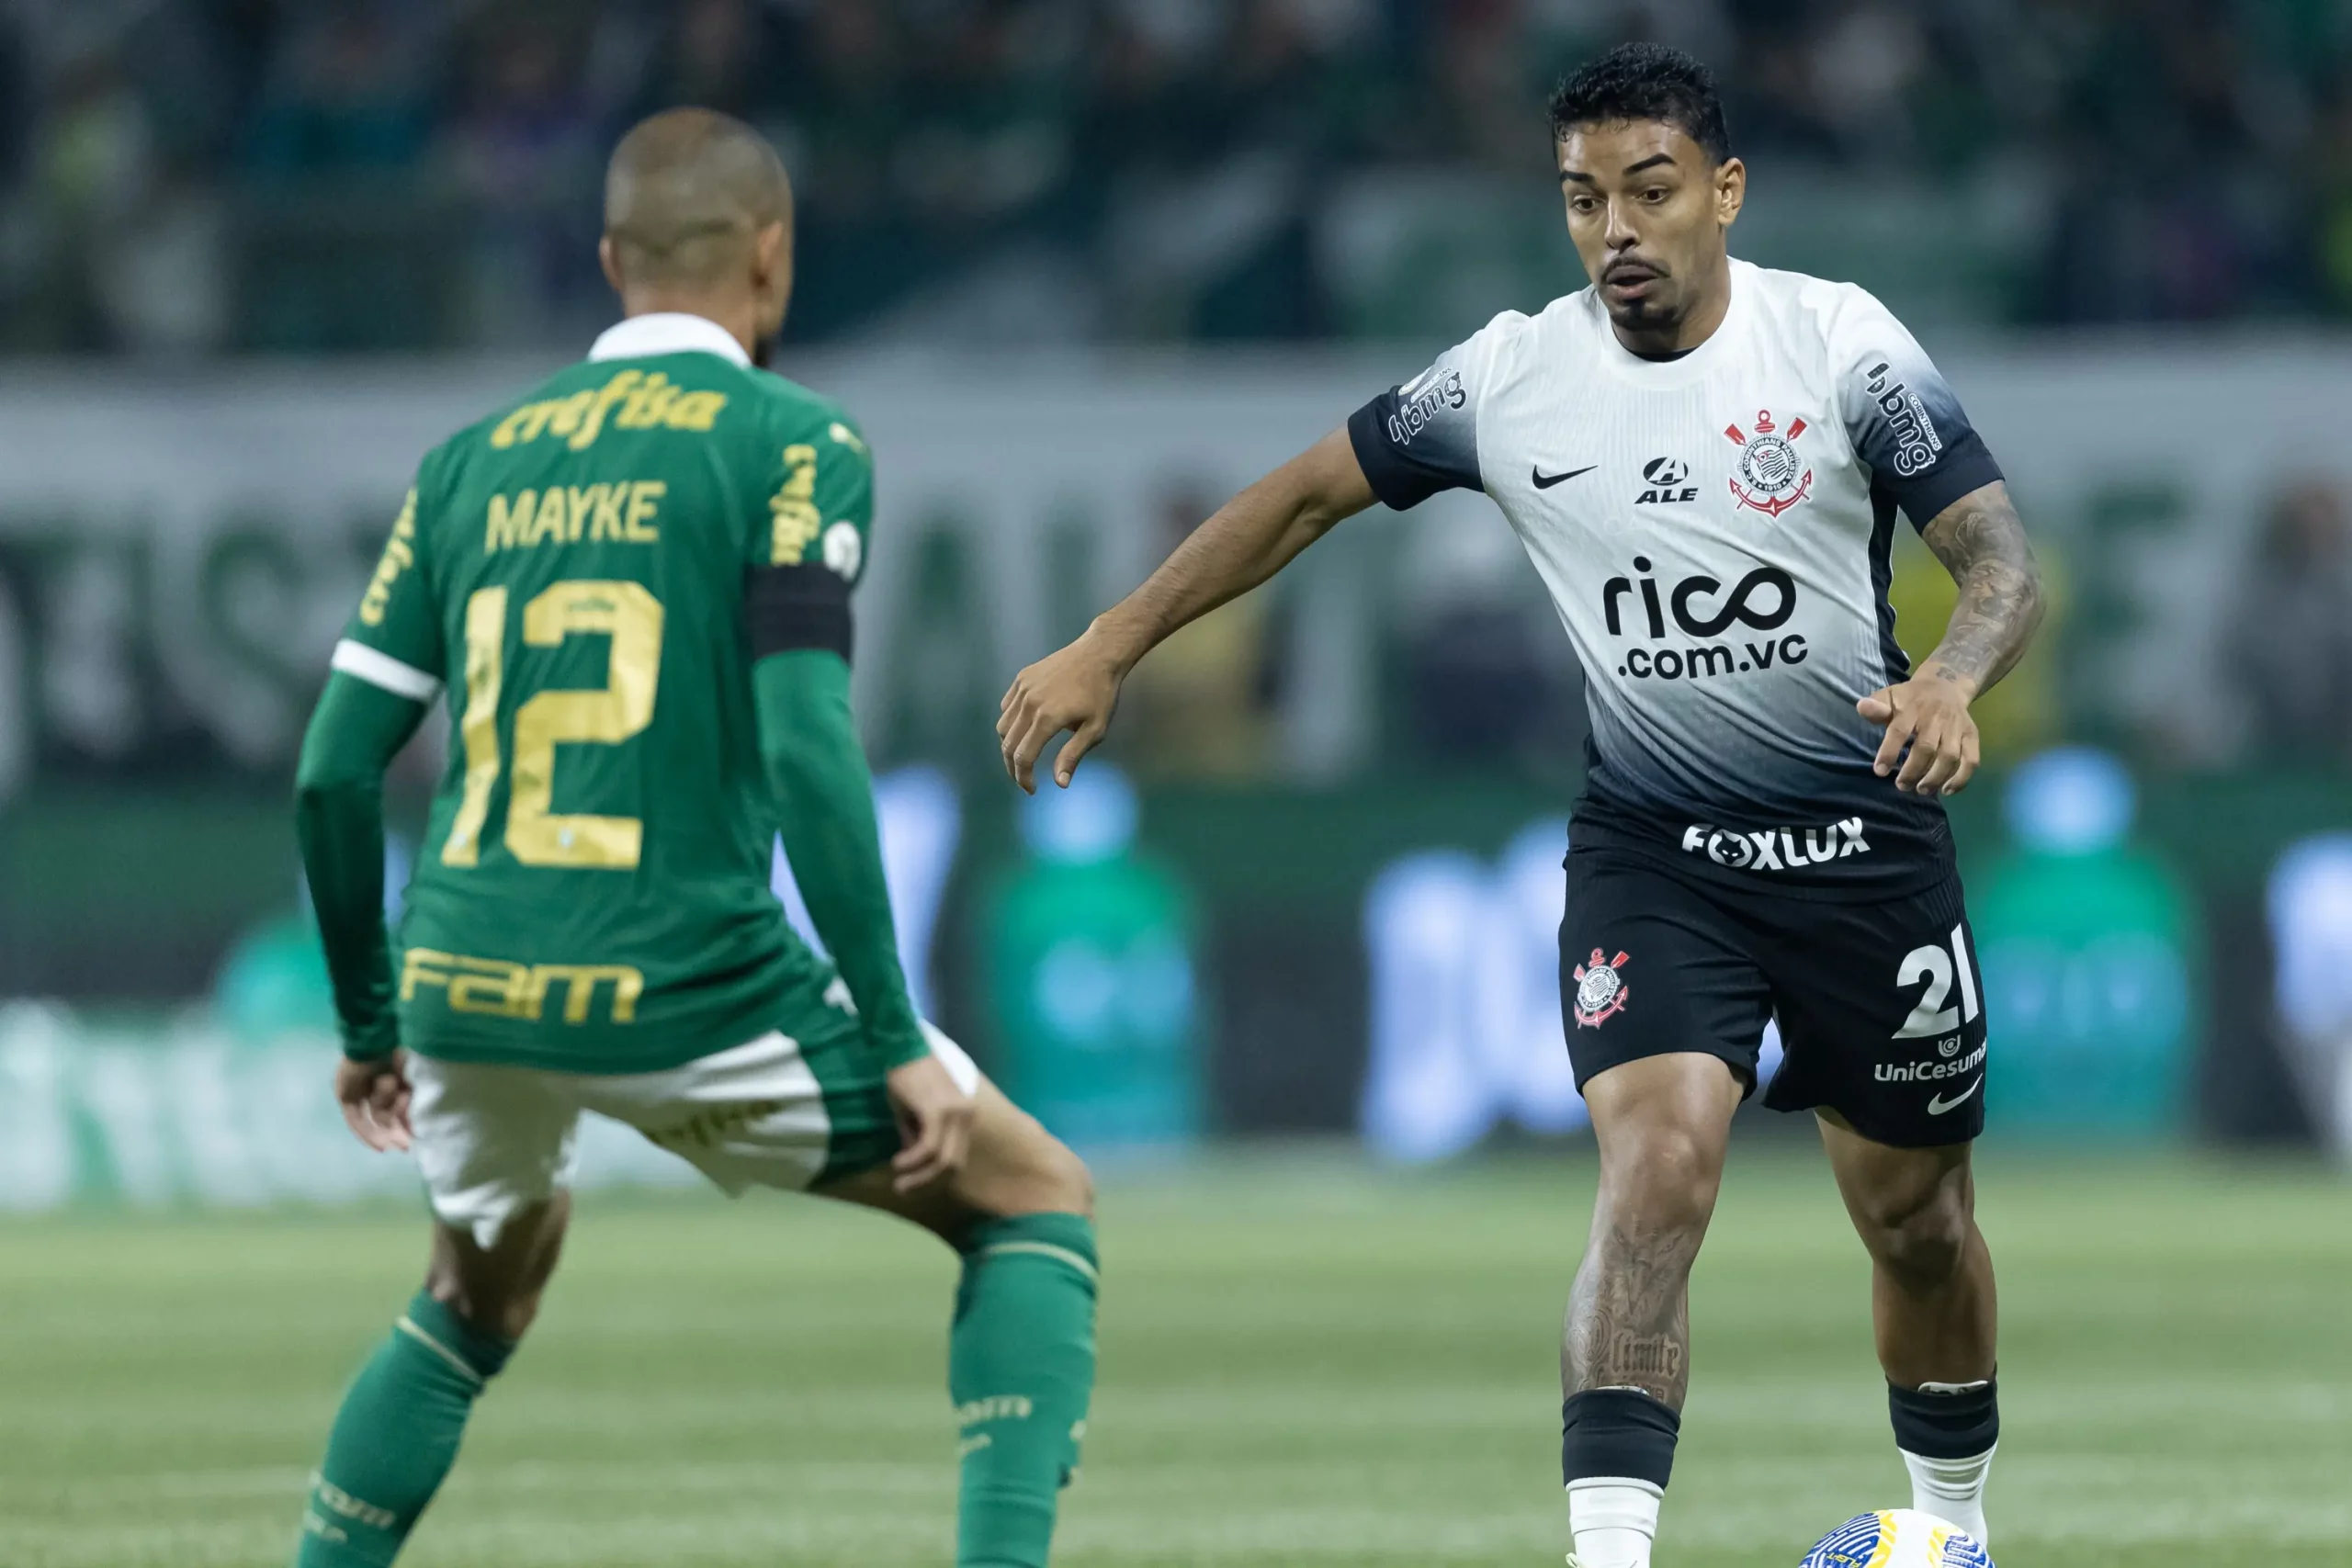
[{"xmin": 1560, "ymin": 848, "xmax": 1988, "ymax": 1147}]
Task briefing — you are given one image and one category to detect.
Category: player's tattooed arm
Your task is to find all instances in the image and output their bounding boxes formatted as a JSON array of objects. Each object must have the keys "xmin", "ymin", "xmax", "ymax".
[
  {"xmin": 1860, "ymin": 479, "xmax": 2043, "ymax": 796},
  {"xmin": 998, "ymin": 427, "xmax": 1376, "ymax": 791},
  {"xmin": 1915, "ymin": 480, "xmax": 2044, "ymax": 695}
]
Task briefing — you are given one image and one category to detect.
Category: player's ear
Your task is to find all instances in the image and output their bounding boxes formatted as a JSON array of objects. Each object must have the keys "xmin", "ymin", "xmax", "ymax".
[
  {"xmin": 752, "ymin": 220, "xmax": 792, "ymax": 326},
  {"xmin": 598, "ymin": 234, "xmax": 625, "ymax": 297},
  {"xmin": 1714, "ymin": 156, "xmax": 1746, "ymax": 230}
]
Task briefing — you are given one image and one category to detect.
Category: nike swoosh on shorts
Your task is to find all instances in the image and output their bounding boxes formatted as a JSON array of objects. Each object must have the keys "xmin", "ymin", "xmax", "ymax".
[
  {"xmin": 1927, "ymin": 1077, "xmax": 1984, "ymax": 1116},
  {"xmin": 1532, "ymin": 465, "xmax": 1596, "ymax": 489}
]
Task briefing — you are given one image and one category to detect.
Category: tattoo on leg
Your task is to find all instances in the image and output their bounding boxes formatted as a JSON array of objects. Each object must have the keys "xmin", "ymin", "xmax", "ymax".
[{"xmin": 1566, "ymin": 1216, "xmax": 1700, "ymax": 1408}]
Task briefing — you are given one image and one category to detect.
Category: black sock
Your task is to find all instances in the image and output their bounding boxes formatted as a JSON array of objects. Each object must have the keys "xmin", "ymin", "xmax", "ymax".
[
  {"xmin": 1562, "ymin": 1387, "xmax": 1681, "ymax": 1488},
  {"xmin": 1888, "ymin": 1378, "xmax": 1999, "ymax": 1458}
]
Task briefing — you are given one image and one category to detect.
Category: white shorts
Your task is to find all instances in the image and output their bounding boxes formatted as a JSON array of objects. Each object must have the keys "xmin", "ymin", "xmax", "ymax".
[{"xmin": 407, "ymin": 1021, "xmax": 981, "ymax": 1248}]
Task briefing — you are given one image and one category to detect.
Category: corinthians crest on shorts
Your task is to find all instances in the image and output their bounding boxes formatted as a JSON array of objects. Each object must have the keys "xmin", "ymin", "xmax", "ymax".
[
  {"xmin": 1572, "ymin": 949, "xmax": 1631, "ymax": 1027},
  {"xmin": 1724, "ymin": 408, "xmax": 1813, "ymax": 517}
]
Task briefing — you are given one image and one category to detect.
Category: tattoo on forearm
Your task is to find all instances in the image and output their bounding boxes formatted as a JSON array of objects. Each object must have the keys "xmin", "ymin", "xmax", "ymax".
[
  {"xmin": 1565, "ymin": 1216, "xmax": 1699, "ymax": 1409},
  {"xmin": 1917, "ymin": 482, "xmax": 2044, "ymax": 693}
]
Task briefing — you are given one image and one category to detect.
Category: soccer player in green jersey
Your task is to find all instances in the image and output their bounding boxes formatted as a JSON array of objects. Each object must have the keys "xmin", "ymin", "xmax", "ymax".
[{"xmin": 288, "ymin": 108, "xmax": 1098, "ymax": 1568}]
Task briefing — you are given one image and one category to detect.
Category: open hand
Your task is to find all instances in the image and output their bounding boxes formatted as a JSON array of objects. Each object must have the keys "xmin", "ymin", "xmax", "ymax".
[
  {"xmin": 886, "ymin": 1053, "xmax": 976, "ymax": 1192},
  {"xmin": 335, "ymin": 1051, "xmax": 413, "ymax": 1152},
  {"xmin": 1858, "ymin": 670, "xmax": 1982, "ymax": 795},
  {"xmin": 998, "ymin": 631, "xmax": 1125, "ymax": 794}
]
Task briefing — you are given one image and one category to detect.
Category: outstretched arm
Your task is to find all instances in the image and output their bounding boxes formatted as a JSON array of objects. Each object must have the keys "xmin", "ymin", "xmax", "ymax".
[
  {"xmin": 1858, "ymin": 479, "xmax": 2045, "ymax": 795},
  {"xmin": 997, "ymin": 427, "xmax": 1376, "ymax": 791}
]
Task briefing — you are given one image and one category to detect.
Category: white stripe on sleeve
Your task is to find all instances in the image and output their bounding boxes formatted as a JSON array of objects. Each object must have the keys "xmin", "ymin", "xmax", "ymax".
[{"xmin": 331, "ymin": 638, "xmax": 444, "ymax": 704}]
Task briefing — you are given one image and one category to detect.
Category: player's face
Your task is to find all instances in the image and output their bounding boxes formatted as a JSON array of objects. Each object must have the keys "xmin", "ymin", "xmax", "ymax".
[{"xmin": 1556, "ymin": 121, "xmax": 1743, "ymax": 340}]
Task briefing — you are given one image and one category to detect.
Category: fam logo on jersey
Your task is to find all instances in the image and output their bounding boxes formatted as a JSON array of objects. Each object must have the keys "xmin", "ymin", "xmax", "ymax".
[
  {"xmin": 1635, "ymin": 456, "xmax": 1698, "ymax": 505},
  {"xmin": 1723, "ymin": 409, "xmax": 1814, "ymax": 517},
  {"xmin": 1571, "ymin": 949, "xmax": 1632, "ymax": 1027},
  {"xmin": 1679, "ymin": 818, "xmax": 1869, "ymax": 872}
]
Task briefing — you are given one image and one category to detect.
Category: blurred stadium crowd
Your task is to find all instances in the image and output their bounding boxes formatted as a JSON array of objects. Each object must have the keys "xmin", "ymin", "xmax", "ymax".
[{"xmin": 5, "ymin": 0, "xmax": 2351, "ymax": 355}]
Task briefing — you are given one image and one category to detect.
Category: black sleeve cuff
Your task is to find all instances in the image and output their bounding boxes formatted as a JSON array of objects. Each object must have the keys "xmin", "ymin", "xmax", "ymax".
[
  {"xmin": 1890, "ymin": 430, "xmax": 2004, "ymax": 531},
  {"xmin": 745, "ymin": 563, "xmax": 854, "ymax": 661},
  {"xmin": 1347, "ymin": 396, "xmax": 1482, "ymax": 512}
]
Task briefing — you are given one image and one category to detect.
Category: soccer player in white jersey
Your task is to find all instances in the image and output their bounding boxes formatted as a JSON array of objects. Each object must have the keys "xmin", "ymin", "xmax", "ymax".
[{"xmin": 998, "ymin": 42, "xmax": 2041, "ymax": 1568}]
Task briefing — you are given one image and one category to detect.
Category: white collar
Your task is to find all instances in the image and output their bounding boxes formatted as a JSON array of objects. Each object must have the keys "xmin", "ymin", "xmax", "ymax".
[{"xmin": 587, "ymin": 312, "xmax": 752, "ymax": 367}]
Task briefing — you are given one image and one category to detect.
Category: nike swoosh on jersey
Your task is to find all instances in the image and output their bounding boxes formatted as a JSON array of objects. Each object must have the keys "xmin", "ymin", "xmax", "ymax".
[
  {"xmin": 1927, "ymin": 1077, "xmax": 1984, "ymax": 1116},
  {"xmin": 1532, "ymin": 464, "xmax": 1596, "ymax": 489}
]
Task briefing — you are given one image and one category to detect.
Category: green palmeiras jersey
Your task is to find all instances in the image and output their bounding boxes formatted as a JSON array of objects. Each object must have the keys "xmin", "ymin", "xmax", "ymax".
[{"xmin": 331, "ymin": 313, "xmax": 878, "ymax": 1072}]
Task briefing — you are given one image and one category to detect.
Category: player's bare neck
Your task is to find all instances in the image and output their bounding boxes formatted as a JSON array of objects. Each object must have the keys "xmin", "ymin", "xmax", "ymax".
[{"xmin": 619, "ymin": 287, "xmax": 762, "ymax": 361}]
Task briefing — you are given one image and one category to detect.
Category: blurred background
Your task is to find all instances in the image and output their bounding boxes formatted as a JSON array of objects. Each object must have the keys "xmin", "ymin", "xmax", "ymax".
[{"xmin": 7, "ymin": 0, "xmax": 2352, "ymax": 1211}]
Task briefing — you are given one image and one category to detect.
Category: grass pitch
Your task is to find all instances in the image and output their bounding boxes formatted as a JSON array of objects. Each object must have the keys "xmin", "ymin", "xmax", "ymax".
[{"xmin": 3, "ymin": 1148, "xmax": 2348, "ymax": 1567}]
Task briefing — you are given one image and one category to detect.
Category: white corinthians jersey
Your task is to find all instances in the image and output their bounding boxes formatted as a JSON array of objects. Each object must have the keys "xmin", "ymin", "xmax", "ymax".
[{"xmin": 1349, "ymin": 260, "xmax": 2003, "ymax": 897}]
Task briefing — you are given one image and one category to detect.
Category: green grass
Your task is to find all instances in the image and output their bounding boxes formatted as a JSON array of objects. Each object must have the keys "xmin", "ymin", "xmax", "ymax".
[{"xmin": 4, "ymin": 1149, "xmax": 2349, "ymax": 1566}]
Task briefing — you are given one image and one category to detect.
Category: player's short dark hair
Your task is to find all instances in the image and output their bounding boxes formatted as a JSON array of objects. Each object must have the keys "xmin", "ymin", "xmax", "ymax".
[
  {"xmin": 605, "ymin": 107, "xmax": 792, "ymax": 287},
  {"xmin": 1547, "ymin": 42, "xmax": 1732, "ymax": 167}
]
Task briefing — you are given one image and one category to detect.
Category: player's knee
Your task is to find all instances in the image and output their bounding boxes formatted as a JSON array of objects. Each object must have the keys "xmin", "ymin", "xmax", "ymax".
[
  {"xmin": 1607, "ymin": 1125, "xmax": 1721, "ymax": 1236},
  {"xmin": 424, "ymin": 1262, "xmax": 546, "ymax": 1341},
  {"xmin": 424, "ymin": 1202, "xmax": 568, "ymax": 1341},
  {"xmin": 1857, "ymin": 1179, "xmax": 1971, "ymax": 1288},
  {"xmin": 1014, "ymin": 1133, "xmax": 1094, "ymax": 1218},
  {"xmin": 965, "ymin": 1094, "xmax": 1094, "ymax": 1218}
]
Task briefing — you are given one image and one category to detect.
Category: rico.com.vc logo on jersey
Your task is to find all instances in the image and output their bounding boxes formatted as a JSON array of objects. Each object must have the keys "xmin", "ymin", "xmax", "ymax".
[{"xmin": 1600, "ymin": 556, "xmax": 1808, "ymax": 682}]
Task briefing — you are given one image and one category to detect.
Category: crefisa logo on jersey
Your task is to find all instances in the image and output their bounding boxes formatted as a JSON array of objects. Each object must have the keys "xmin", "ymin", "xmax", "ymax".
[
  {"xmin": 1724, "ymin": 409, "xmax": 1814, "ymax": 517},
  {"xmin": 1571, "ymin": 949, "xmax": 1631, "ymax": 1027}
]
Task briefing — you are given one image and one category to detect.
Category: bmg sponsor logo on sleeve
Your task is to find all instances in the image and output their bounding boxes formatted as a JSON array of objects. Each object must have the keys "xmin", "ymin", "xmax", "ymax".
[{"xmin": 1863, "ymin": 361, "xmax": 1945, "ymax": 477}]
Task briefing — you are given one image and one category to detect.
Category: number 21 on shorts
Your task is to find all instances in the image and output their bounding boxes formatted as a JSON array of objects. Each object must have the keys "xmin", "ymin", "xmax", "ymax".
[{"xmin": 1893, "ymin": 925, "xmax": 1979, "ymax": 1040}]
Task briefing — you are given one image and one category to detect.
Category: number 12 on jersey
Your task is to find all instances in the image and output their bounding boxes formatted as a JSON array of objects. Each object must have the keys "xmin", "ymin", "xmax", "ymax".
[{"xmin": 443, "ymin": 580, "xmax": 664, "ymax": 870}]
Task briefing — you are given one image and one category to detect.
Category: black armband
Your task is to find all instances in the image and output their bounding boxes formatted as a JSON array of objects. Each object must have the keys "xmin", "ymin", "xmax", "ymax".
[
  {"xmin": 744, "ymin": 563, "xmax": 854, "ymax": 661},
  {"xmin": 1889, "ymin": 429, "xmax": 2004, "ymax": 532}
]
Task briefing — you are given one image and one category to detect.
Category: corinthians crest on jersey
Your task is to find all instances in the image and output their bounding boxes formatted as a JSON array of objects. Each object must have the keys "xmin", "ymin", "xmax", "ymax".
[
  {"xmin": 1572, "ymin": 949, "xmax": 1631, "ymax": 1027},
  {"xmin": 1724, "ymin": 408, "xmax": 1813, "ymax": 517}
]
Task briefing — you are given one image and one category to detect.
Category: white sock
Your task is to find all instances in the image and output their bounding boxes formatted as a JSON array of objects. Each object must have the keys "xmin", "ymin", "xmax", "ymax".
[
  {"xmin": 1901, "ymin": 1443, "xmax": 1996, "ymax": 1546},
  {"xmin": 1566, "ymin": 1477, "xmax": 1661, "ymax": 1568}
]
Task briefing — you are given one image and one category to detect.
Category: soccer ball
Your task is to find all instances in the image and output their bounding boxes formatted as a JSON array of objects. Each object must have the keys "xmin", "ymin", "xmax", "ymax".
[{"xmin": 1801, "ymin": 1509, "xmax": 1992, "ymax": 1567}]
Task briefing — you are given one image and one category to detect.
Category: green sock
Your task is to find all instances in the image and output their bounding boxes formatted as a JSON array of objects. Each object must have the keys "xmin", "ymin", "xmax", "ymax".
[
  {"xmin": 951, "ymin": 1212, "xmax": 1100, "ymax": 1568},
  {"xmin": 292, "ymin": 1291, "xmax": 514, "ymax": 1566}
]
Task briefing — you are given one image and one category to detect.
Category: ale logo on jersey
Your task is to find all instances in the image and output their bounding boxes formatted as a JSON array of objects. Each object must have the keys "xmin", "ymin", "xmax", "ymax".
[
  {"xmin": 1724, "ymin": 409, "xmax": 1814, "ymax": 517},
  {"xmin": 1571, "ymin": 949, "xmax": 1631, "ymax": 1027},
  {"xmin": 1635, "ymin": 456, "xmax": 1698, "ymax": 505}
]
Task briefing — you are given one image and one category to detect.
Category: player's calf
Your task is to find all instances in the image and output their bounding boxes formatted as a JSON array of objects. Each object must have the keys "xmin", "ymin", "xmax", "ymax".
[
  {"xmin": 1563, "ymin": 1055, "xmax": 1743, "ymax": 1568},
  {"xmin": 1820, "ymin": 1118, "xmax": 2000, "ymax": 1545},
  {"xmin": 822, "ymin": 1084, "xmax": 1098, "ymax": 1568},
  {"xmin": 292, "ymin": 1200, "xmax": 570, "ymax": 1567}
]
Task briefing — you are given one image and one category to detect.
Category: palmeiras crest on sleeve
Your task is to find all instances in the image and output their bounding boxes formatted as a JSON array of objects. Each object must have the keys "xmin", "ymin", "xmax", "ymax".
[
  {"xmin": 1724, "ymin": 409, "xmax": 1813, "ymax": 517},
  {"xmin": 1572, "ymin": 949, "xmax": 1631, "ymax": 1028}
]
